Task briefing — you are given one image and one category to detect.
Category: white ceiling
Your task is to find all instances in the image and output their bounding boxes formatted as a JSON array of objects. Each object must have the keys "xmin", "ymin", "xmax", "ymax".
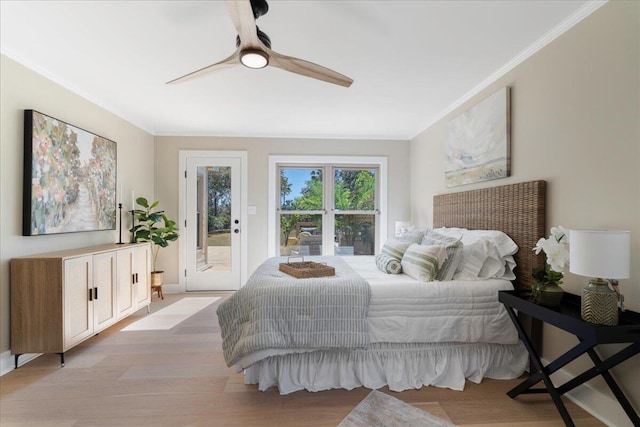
[{"xmin": 1, "ymin": 1, "xmax": 601, "ymax": 140}]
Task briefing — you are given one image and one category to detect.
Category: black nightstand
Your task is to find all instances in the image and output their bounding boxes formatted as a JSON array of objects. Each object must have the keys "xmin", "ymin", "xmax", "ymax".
[{"xmin": 499, "ymin": 290, "xmax": 640, "ymax": 427}]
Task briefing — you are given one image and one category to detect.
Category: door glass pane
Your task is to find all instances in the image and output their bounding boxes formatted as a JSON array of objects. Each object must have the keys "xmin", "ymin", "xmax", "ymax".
[
  {"xmin": 279, "ymin": 214, "xmax": 323, "ymax": 256},
  {"xmin": 197, "ymin": 166, "xmax": 231, "ymax": 272},
  {"xmin": 334, "ymin": 169, "xmax": 376, "ymax": 211},
  {"xmin": 335, "ymin": 214, "xmax": 375, "ymax": 255},
  {"xmin": 280, "ymin": 168, "xmax": 323, "ymax": 211}
]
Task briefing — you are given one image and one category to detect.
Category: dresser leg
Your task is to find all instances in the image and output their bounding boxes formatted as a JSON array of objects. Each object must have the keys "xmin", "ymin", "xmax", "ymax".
[
  {"xmin": 59, "ymin": 353, "xmax": 65, "ymax": 367},
  {"xmin": 14, "ymin": 354, "xmax": 21, "ymax": 369}
]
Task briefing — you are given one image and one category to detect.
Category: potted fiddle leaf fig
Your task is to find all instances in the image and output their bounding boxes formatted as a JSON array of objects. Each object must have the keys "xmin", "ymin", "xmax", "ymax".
[{"xmin": 130, "ymin": 197, "xmax": 179, "ymax": 287}]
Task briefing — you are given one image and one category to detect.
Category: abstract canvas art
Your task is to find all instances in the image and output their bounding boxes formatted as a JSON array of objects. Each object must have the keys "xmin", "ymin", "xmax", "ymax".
[
  {"xmin": 445, "ymin": 87, "xmax": 511, "ymax": 187},
  {"xmin": 23, "ymin": 110, "xmax": 117, "ymax": 236}
]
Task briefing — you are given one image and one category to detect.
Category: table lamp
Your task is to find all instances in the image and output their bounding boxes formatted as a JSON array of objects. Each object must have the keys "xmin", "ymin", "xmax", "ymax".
[
  {"xmin": 395, "ymin": 221, "xmax": 414, "ymax": 238},
  {"xmin": 569, "ymin": 229, "xmax": 630, "ymax": 326}
]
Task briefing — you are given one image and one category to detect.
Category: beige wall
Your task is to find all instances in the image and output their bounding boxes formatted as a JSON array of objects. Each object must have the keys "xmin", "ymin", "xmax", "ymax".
[
  {"xmin": 154, "ymin": 136, "xmax": 411, "ymax": 284},
  {"xmin": 410, "ymin": 2, "xmax": 639, "ymax": 424},
  {"xmin": 0, "ymin": 55, "xmax": 155, "ymax": 365}
]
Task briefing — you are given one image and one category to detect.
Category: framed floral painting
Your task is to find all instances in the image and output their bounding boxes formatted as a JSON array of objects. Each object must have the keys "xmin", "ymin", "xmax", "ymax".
[
  {"xmin": 445, "ymin": 87, "xmax": 511, "ymax": 187},
  {"xmin": 23, "ymin": 110, "xmax": 117, "ymax": 236}
]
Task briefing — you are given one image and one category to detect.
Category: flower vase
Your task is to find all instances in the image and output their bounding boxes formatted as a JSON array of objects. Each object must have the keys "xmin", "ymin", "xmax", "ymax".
[{"xmin": 534, "ymin": 282, "xmax": 565, "ymax": 307}]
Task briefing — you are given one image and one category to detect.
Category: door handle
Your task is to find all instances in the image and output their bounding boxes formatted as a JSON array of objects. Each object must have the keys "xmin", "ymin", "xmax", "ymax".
[
  {"xmin": 94, "ymin": 287, "xmax": 98, "ymax": 300},
  {"xmin": 234, "ymin": 229, "xmax": 240, "ymax": 234}
]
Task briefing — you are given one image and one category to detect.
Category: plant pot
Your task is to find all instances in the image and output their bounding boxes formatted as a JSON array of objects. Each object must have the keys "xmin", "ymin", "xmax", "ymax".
[
  {"xmin": 151, "ymin": 271, "xmax": 164, "ymax": 287},
  {"xmin": 535, "ymin": 283, "xmax": 565, "ymax": 307}
]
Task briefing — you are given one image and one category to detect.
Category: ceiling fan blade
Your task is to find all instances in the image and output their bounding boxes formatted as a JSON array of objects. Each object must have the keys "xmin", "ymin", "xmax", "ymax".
[
  {"xmin": 226, "ymin": 0, "xmax": 261, "ymax": 48},
  {"xmin": 166, "ymin": 50, "xmax": 240, "ymax": 84},
  {"xmin": 268, "ymin": 49, "xmax": 353, "ymax": 88}
]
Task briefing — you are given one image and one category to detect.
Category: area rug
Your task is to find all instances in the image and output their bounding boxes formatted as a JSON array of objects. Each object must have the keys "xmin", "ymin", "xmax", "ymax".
[
  {"xmin": 338, "ymin": 390, "xmax": 458, "ymax": 427},
  {"xmin": 121, "ymin": 297, "xmax": 220, "ymax": 331}
]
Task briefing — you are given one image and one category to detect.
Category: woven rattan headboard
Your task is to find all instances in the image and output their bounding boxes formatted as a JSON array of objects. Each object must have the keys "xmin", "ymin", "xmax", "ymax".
[{"xmin": 433, "ymin": 180, "xmax": 546, "ymax": 290}]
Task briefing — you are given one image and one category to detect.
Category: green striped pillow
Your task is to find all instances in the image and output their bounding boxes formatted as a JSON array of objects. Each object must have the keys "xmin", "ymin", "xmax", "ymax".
[
  {"xmin": 401, "ymin": 244, "xmax": 447, "ymax": 282},
  {"xmin": 380, "ymin": 239, "xmax": 412, "ymax": 260},
  {"xmin": 421, "ymin": 231, "xmax": 463, "ymax": 281},
  {"xmin": 375, "ymin": 254, "xmax": 403, "ymax": 274}
]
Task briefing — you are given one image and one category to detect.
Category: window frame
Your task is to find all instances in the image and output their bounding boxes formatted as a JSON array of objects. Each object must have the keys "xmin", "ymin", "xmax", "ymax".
[{"xmin": 268, "ymin": 156, "xmax": 388, "ymax": 257}]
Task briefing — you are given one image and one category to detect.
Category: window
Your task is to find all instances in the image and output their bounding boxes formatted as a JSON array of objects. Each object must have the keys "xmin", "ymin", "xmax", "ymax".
[
  {"xmin": 333, "ymin": 168, "xmax": 377, "ymax": 256},
  {"xmin": 279, "ymin": 167, "xmax": 324, "ymax": 255},
  {"xmin": 269, "ymin": 156, "xmax": 387, "ymax": 257}
]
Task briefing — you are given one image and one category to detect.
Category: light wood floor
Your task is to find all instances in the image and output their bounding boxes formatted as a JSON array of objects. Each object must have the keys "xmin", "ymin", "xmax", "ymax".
[{"xmin": 0, "ymin": 293, "xmax": 604, "ymax": 426}]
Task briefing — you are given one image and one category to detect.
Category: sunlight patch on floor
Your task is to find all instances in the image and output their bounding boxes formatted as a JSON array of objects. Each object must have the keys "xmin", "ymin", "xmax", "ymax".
[{"xmin": 121, "ymin": 297, "xmax": 220, "ymax": 331}]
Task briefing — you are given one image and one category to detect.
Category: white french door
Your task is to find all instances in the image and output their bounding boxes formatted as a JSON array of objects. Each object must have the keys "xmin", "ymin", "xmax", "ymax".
[{"xmin": 180, "ymin": 152, "xmax": 247, "ymax": 291}]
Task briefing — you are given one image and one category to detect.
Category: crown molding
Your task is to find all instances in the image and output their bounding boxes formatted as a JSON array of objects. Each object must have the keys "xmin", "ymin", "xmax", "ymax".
[{"xmin": 415, "ymin": 0, "xmax": 608, "ymax": 138}]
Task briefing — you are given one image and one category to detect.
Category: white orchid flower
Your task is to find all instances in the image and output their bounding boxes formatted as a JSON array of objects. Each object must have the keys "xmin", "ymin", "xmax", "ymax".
[
  {"xmin": 532, "ymin": 225, "xmax": 571, "ymax": 273},
  {"xmin": 551, "ymin": 225, "xmax": 568, "ymax": 243},
  {"xmin": 545, "ymin": 243, "xmax": 569, "ymax": 273},
  {"xmin": 533, "ymin": 238, "xmax": 546, "ymax": 254}
]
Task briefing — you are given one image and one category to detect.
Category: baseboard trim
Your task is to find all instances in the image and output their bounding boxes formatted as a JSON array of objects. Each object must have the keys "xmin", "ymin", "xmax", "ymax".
[
  {"xmin": 0, "ymin": 350, "xmax": 41, "ymax": 376},
  {"xmin": 543, "ymin": 358, "xmax": 635, "ymax": 427}
]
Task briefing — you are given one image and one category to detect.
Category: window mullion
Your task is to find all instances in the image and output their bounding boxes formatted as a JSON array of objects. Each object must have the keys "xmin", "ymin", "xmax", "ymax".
[{"xmin": 323, "ymin": 165, "xmax": 333, "ymax": 256}]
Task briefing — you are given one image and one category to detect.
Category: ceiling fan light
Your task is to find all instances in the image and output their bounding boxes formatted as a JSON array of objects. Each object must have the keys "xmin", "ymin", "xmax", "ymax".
[{"xmin": 240, "ymin": 49, "xmax": 269, "ymax": 69}]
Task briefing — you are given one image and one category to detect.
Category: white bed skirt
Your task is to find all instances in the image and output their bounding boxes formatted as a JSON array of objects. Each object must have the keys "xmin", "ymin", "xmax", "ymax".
[{"xmin": 244, "ymin": 341, "xmax": 528, "ymax": 395}]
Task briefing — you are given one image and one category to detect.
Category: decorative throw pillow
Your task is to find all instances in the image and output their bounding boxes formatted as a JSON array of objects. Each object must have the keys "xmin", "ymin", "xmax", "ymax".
[
  {"xmin": 421, "ymin": 230, "xmax": 463, "ymax": 281},
  {"xmin": 380, "ymin": 239, "xmax": 412, "ymax": 260},
  {"xmin": 401, "ymin": 244, "xmax": 447, "ymax": 282},
  {"xmin": 375, "ymin": 253, "xmax": 403, "ymax": 274}
]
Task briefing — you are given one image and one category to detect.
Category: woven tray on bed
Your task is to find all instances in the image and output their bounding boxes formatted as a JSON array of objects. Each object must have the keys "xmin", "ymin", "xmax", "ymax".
[{"xmin": 279, "ymin": 257, "xmax": 335, "ymax": 278}]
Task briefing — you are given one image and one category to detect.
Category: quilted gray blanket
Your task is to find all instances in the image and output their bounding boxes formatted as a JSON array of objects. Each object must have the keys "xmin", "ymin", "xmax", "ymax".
[{"xmin": 217, "ymin": 256, "xmax": 371, "ymax": 367}]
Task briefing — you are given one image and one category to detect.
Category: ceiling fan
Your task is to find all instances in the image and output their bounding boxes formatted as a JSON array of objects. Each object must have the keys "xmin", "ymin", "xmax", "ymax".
[{"xmin": 167, "ymin": 0, "xmax": 353, "ymax": 87}]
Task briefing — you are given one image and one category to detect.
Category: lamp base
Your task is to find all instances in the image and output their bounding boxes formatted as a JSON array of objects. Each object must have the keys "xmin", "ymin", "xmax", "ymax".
[{"xmin": 581, "ymin": 279, "xmax": 619, "ymax": 326}]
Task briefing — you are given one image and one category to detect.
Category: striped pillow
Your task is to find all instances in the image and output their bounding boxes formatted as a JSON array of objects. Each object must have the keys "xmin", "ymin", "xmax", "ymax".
[
  {"xmin": 380, "ymin": 239, "xmax": 412, "ymax": 260},
  {"xmin": 421, "ymin": 231, "xmax": 463, "ymax": 281},
  {"xmin": 401, "ymin": 244, "xmax": 447, "ymax": 282},
  {"xmin": 375, "ymin": 254, "xmax": 402, "ymax": 274}
]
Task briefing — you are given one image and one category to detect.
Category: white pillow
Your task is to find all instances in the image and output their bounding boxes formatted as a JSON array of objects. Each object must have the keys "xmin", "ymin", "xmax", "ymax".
[
  {"xmin": 453, "ymin": 238, "xmax": 505, "ymax": 280},
  {"xmin": 434, "ymin": 228, "xmax": 519, "ymax": 280},
  {"xmin": 401, "ymin": 244, "xmax": 447, "ymax": 282},
  {"xmin": 433, "ymin": 227, "xmax": 518, "ymax": 258},
  {"xmin": 501, "ymin": 255, "xmax": 517, "ymax": 280}
]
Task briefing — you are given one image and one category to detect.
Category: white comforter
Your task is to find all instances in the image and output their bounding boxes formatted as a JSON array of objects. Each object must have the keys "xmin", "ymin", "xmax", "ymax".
[
  {"xmin": 343, "ymin": 256, "xmax": 518, "ymax": 345},
  {"xmin": 233, "ymin": 256, "xmax": 518, "ymax": 370}
]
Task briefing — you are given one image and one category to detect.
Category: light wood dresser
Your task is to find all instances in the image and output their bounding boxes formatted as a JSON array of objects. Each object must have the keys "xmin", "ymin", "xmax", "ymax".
[{"xmin": 10, "ymin": 243, "xmax": 151, "ymax": 368}]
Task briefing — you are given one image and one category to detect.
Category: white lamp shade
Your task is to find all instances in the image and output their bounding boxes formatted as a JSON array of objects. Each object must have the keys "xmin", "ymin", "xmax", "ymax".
[
  {"xmin": 569, "ymin": 230, "xmax": 630, "ymax": 279},
  {"xmin": 395, "ymin": 221, "xmax": 414, "ymax": 237}
]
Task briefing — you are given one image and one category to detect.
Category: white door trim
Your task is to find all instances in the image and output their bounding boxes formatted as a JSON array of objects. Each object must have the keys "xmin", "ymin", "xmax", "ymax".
[{"xmin": 178, "ymin": 150, "xmax": 248, "ymax": 291}]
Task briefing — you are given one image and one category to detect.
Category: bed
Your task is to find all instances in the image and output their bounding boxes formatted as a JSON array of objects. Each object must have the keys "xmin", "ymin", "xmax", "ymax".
[{"xmin": 218, "ymin": 180, "xmax": 546, "ymax": 394}]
